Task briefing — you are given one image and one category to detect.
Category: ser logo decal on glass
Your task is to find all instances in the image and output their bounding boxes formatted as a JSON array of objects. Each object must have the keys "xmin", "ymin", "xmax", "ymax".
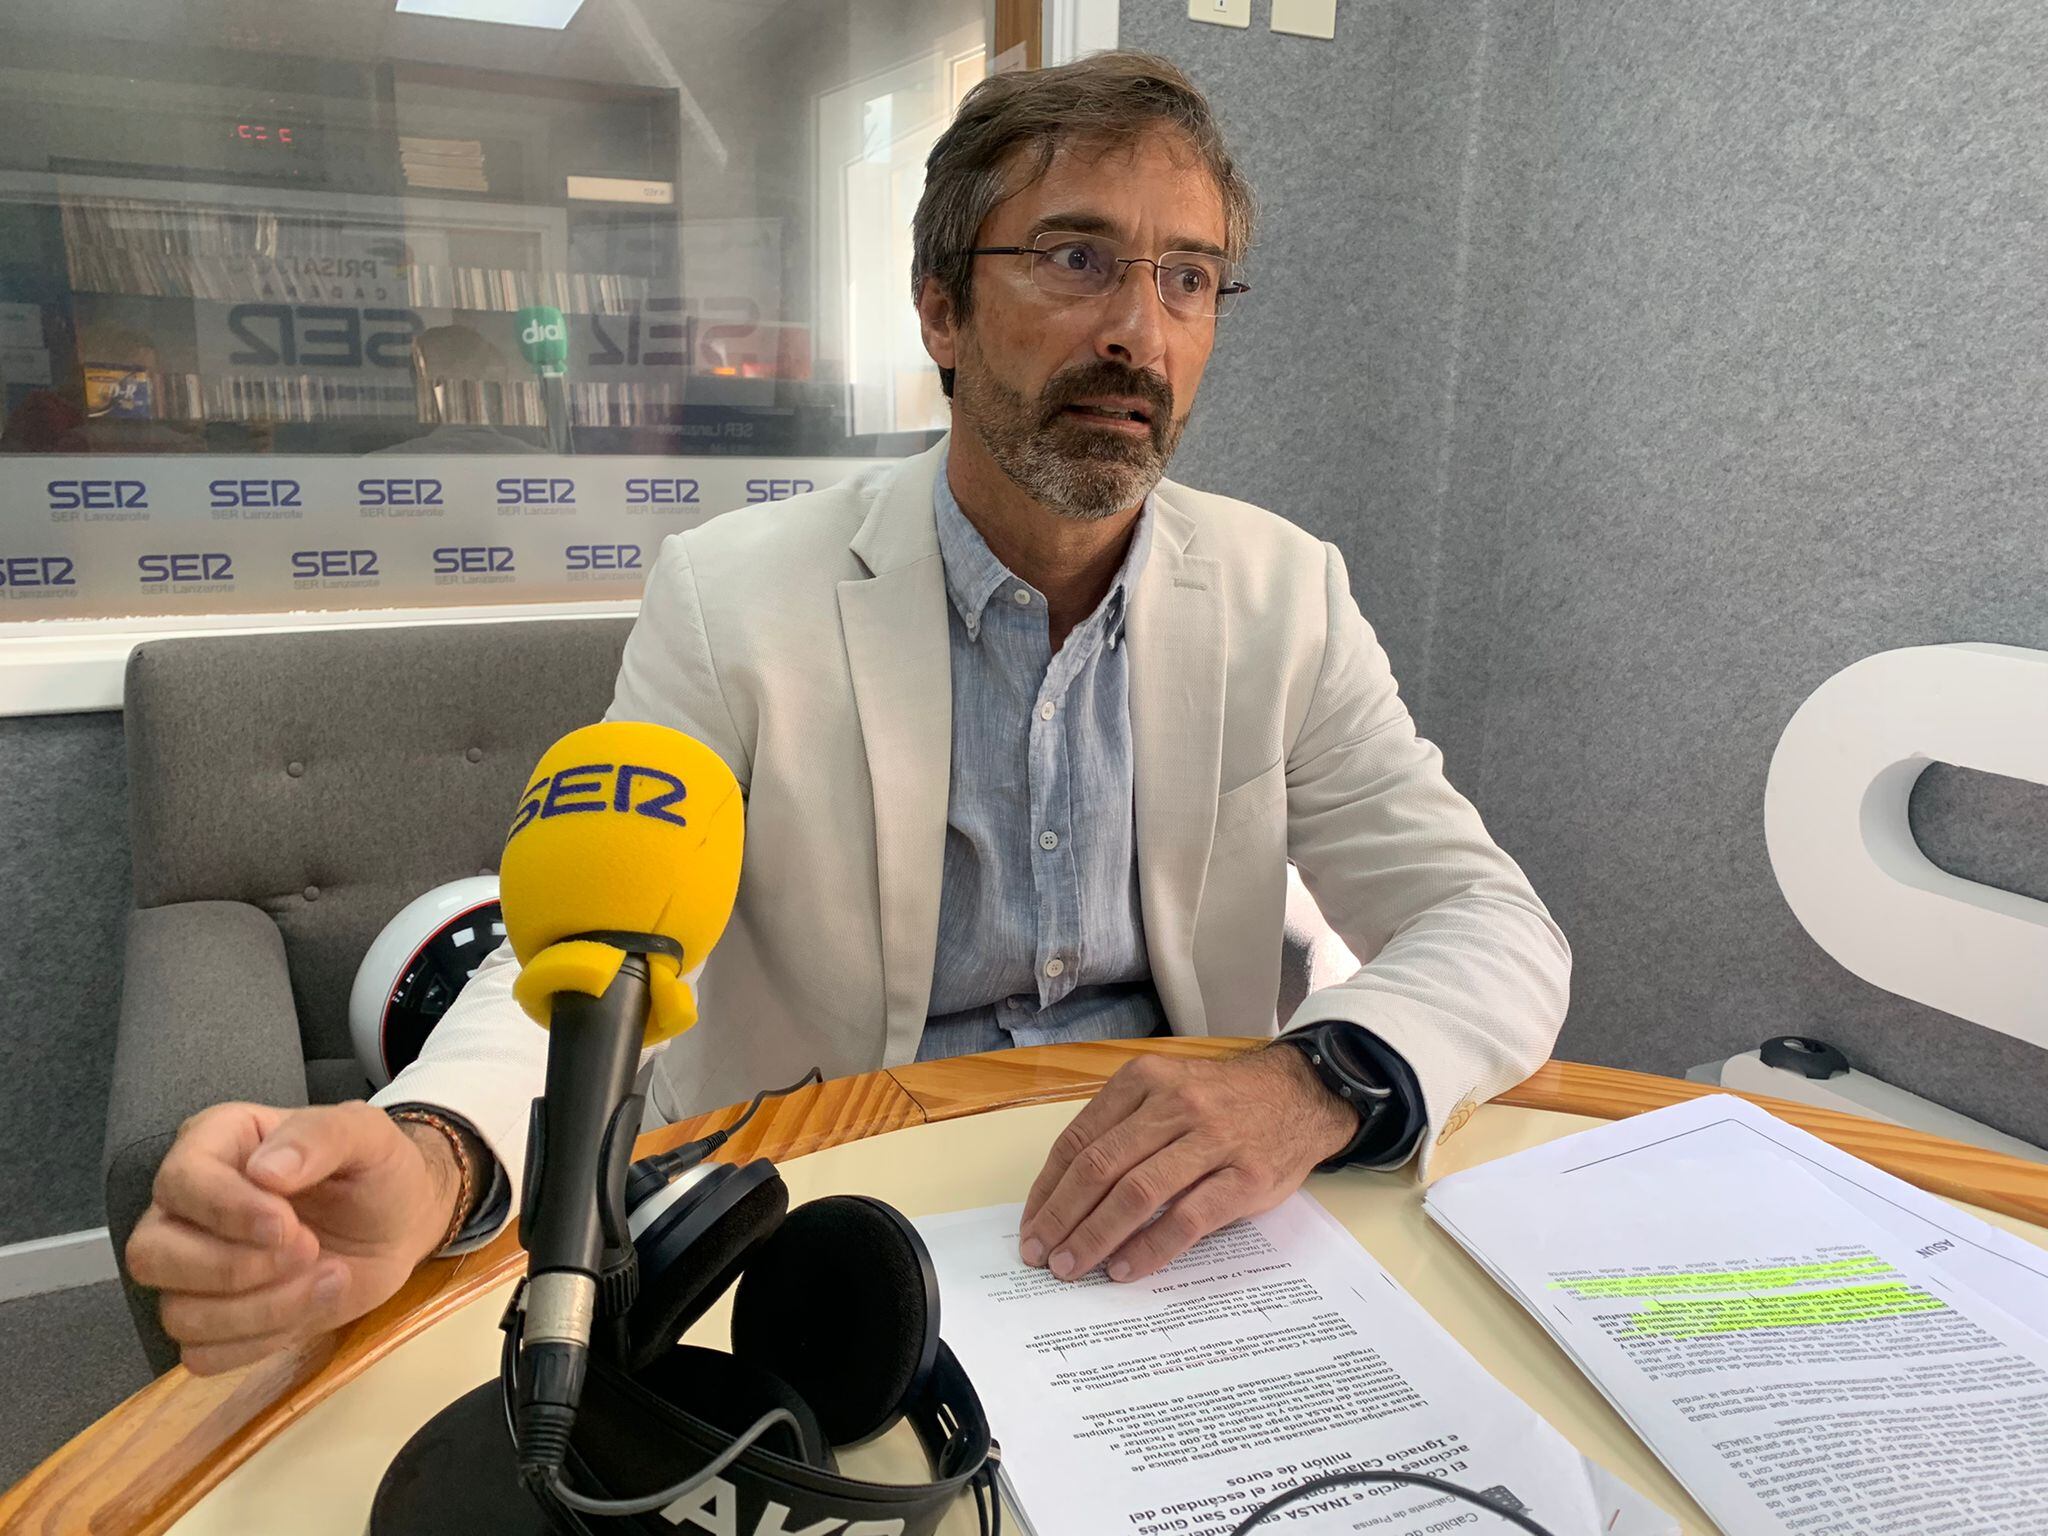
[{"xmin": 48, "ymin": 479, "xmax": 148, "ymax": 514}]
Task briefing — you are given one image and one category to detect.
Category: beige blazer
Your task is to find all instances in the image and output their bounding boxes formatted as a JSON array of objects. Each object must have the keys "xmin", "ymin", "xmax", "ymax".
[{"xmin": 376, "ymin": 440, "xmax": 1570, "ymax": 1229}]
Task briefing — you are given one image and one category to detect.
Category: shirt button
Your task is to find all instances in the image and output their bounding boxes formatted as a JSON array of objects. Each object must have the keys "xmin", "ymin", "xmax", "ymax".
[
  {"xmin": 1038, "ymin": 701, "xmax": 1056, "ymax": 720},
  {"xmin": 1044, "ymin": 957, "xmax": 1066, "ymax": 978},
  {"xmin": 1012, "ymin": 589, "xmax": 1032, "ymax": 606},
  {"xmin": 1039, "ymin": 830, "xmax": 1059, "ymax": 850}
]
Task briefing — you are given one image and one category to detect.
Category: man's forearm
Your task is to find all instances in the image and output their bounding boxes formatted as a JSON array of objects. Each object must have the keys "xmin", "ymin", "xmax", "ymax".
[{"xmin": 1257, "ymin": 1036, "xmax": 1361, "ymax": 1156}]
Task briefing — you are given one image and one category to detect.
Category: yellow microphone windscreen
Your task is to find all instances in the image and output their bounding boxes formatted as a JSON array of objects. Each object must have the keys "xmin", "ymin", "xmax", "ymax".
[{"xmin": 500, "ymin": 721, "xmax": 743, "ymax": 1040}]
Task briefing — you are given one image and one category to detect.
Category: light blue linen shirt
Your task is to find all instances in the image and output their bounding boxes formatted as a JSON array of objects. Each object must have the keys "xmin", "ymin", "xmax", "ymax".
[{"xmin": 914, "ymin": 462, "xmax": 1168, "ymax": 1061}]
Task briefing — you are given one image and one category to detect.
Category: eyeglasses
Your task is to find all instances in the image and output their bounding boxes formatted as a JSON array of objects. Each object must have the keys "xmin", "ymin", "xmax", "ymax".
[{"xmin": 960, "ymin": 230, "xmax": 1250, "ymax": 319}]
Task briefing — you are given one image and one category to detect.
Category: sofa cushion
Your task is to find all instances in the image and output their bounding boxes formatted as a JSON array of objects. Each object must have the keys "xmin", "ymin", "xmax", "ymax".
[{"xmin": 124, "ymin": 618, "xmax": 632, "ymax": 1060}]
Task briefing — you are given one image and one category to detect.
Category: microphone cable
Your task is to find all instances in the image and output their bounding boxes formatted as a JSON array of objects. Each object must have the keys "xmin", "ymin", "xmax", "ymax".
[
  {"xmin": 1228, "ymin": 1469, "xmax": 1560, "ymax": 1535},
  {"xmin": 500, "ymin": 1286, "xmax": 800, "ymax": 1519},
  {"xmin": 629, "ymin": 1067, "xmax": 824, "ymax": 1191}
]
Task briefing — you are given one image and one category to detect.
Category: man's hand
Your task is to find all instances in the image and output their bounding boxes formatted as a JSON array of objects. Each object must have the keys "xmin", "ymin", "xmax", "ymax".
[
  {"xmin": 1018, "ymin": 1047, "xmax": 1358, "ymax": 1284},
  {"xmin": 125, "ymin": 1101, "xmax": 463, "ymax": 1375}
]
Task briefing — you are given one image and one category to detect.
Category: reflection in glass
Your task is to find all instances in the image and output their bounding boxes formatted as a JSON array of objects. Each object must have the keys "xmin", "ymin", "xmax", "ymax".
[{"xmin": 0, "ymin": 0, "xmax": 987, "ymax": 458}]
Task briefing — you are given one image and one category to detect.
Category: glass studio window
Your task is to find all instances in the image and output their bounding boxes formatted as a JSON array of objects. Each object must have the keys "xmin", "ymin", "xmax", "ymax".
[{"xmin": 0, "ymin": 0, "xmax": 997, "ymax": 619}]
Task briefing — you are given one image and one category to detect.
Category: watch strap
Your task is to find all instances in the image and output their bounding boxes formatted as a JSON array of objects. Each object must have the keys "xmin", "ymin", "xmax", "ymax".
[{"xmin": 1276, "ymin": 1023, "xmax": 1426, "ymax": 1171}]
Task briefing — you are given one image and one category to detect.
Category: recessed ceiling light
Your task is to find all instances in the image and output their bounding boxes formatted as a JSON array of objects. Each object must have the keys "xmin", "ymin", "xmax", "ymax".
[{"xmin": 395, "ymin": 0, "xmax": 587, "ymax": 30}]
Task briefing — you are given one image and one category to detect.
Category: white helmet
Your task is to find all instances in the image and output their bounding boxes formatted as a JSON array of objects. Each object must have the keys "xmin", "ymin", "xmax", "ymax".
[{"xmin": 348, "ymin": 876, "xmax": 504, "ymax": 1089}]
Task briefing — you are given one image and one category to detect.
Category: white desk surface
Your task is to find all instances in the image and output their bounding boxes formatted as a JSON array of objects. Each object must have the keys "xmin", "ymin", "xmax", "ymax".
[{"xmin": 167, "ymin": 1099, "xmax": 2048, "ymax": 1536}]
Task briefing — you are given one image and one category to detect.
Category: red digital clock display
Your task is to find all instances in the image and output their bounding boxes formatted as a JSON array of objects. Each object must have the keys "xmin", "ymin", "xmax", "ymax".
[{"xmin": 231, "ymin": 122, "xmax": 297, "ymax": 147}]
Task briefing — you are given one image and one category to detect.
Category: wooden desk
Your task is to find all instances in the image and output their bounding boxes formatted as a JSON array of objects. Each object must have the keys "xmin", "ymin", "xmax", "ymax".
[{"xmin": 6, "ymin": 1044, "xmax": 2046, "ymax": 1535}]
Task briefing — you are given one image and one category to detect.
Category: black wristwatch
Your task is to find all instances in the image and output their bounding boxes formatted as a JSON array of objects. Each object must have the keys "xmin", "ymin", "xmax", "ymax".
[{"xmin": 1273, "ymin": 1022, "xmax": 1426, "ymax": 1170}]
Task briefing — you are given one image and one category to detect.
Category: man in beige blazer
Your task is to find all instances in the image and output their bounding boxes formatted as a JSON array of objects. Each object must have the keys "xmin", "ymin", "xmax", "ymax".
[{"xmin": 128, "ymin": 51, "xmax": 1568, "ymax": 1374}]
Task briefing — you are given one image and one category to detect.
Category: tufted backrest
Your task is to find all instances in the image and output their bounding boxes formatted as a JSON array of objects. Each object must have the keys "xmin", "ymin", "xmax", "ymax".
[{"xmin": 123, "ymin": 619, "xmax": 633, "ymax": 1071}]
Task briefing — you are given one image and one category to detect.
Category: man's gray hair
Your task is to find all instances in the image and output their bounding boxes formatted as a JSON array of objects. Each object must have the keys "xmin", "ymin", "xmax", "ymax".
[{"xmin": 911, "ymin": 50, "xmax": 1255, "ymax": 395}]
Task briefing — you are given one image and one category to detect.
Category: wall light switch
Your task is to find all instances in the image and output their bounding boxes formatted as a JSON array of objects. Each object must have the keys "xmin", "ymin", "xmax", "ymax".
[
  {"xmin": 1189, "ymin": 0, "xmax": 1252, "ymax": 28},
  {"xmin": 1272, "ymin": 0, "xmax": 1338, "ymax": 39}
]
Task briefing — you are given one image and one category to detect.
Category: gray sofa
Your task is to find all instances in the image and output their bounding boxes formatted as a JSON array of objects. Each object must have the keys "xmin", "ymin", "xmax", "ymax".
[
  {"xmin": 105, "ymin": 618, "xmax": 632, "ymax": 1372},
  {"xmin": 104, "ymin": 615, "xmax": 1348, "ymax": 1373}
]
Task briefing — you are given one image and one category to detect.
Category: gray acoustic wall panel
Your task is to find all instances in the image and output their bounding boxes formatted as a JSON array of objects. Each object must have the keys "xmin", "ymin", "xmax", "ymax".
[
  {"xmin": 1479, "ymin": 0, "xmax": 2048, "ymax": 1141},
  {"xmin": 1914, "ymin": 767, "xmax": 2048, "ymax": 909},
  {"xmin": 0, "ymin": 712, "xmax": 131, "ymax": 1245},
  {"xmin": 1124, "ymin": 0, "xmax": 2047, "ymax": 1144}
]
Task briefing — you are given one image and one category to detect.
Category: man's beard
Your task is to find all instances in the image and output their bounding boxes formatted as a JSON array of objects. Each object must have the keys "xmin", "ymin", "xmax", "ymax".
[{"xmin": 955, "ymin": 352, "xmax": 1185, "ymax": 521}]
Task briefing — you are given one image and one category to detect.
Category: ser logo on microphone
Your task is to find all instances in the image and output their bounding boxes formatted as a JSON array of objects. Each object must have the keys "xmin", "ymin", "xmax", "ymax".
[{"xmin": 507, "ymin": 761, "xmax": 689, "ymax": 839}]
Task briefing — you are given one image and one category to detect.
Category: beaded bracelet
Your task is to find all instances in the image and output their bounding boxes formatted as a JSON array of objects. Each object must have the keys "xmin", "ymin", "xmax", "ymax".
[{"xmin": 386, "ymin": 1106, "xmax": 478, "ymax": 1253}]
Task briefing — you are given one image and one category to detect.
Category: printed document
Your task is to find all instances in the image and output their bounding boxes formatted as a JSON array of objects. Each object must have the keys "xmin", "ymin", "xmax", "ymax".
[
  {"xmin": 1426, "ymin": 1098, "xmax": 2048, "ymax": 1535},
  {"xmin": 1426, "ymin": 1093, "xmax": 2048, "ymax": 1329},
  {"xmin": 917, "ymin": 1195, "xmax": 1678, "ymax": 1536}
]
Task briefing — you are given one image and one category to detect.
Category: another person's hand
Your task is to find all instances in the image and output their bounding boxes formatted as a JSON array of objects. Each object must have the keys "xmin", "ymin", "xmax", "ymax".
[
  {"xmin": 125, "ymin": 1102, "xmax": 463, "ymax": 1375},
  {"xmin": 1018, "ymin": 1048, "xmax": 1358, "ymax": 1284}
]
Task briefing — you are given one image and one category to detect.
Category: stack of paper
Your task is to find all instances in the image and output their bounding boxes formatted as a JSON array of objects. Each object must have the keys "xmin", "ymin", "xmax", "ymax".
[
  {"xmin": 917, "ymin": 1196, "xmax": 1679, "ymax": 1536},
  {"xmin": 1425, "ymin": 1094, "xmax": 2048, "ymax": 1535}
]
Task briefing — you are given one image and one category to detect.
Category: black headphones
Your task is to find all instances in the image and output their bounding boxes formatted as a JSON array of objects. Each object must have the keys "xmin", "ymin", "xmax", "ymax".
[{"xmin": 371, "ymin": 1154, "xmax": 1000, "ymax": 1536}]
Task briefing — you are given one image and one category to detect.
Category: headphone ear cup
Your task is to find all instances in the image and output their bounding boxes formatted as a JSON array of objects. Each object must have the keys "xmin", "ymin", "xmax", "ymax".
[
  {"xmin": 729, "ymin": 1195, "xmax": 940, "ymax": 1446},
  {"xmin": 623, "ymin": 1160, "xmax": 788, "ymax": 1374},
  {"xmin": 631, "ymin": 1344, "xmax": 834, "ymax": 1470}
]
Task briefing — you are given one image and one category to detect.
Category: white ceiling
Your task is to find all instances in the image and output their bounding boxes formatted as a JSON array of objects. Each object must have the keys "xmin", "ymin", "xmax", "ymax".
[{"xmin": 0, "ymin": 0, "xmax": 784, "ymax": 91}]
